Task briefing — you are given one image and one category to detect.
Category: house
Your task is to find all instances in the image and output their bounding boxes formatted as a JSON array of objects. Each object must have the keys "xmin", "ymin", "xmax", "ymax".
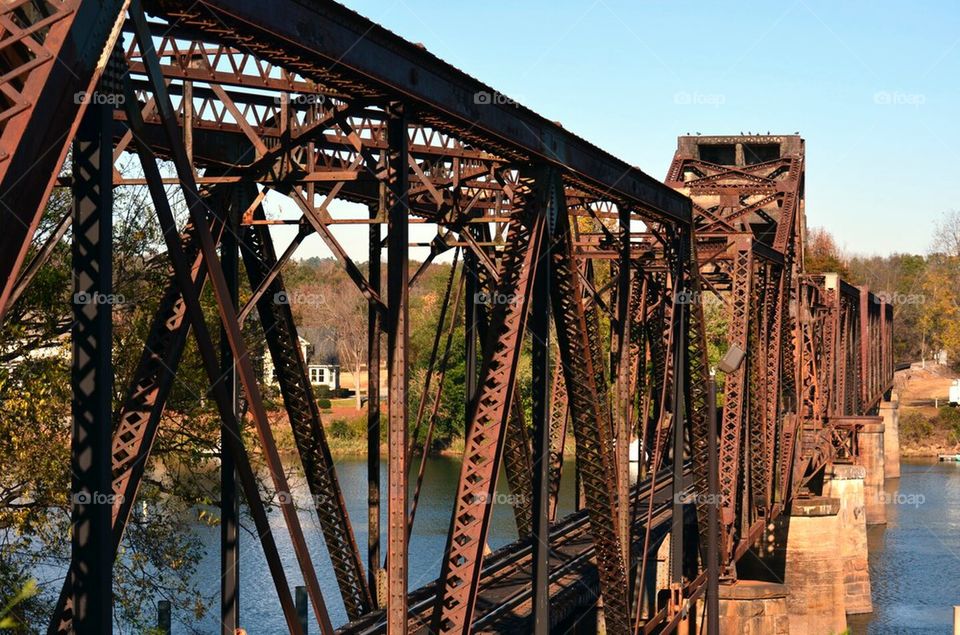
[{"xmin": 262, "ymin": 326, "xmax": 341, "ymax": 390}]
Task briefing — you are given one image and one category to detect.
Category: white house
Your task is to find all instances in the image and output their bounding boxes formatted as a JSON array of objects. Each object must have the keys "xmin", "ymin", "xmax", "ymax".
[{"xmin": 262, "ymin": 326, "xmax": 340, "ymax": 390}]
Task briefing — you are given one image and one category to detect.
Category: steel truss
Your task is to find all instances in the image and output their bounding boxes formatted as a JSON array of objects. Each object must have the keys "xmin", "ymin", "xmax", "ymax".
[
  {"xmin": 666, "ymin": 135, "xmax": 894, "ymax": 581},
  {"xmin": 0, "ymin": 3, "xmax": 894, "ymax": 635}
]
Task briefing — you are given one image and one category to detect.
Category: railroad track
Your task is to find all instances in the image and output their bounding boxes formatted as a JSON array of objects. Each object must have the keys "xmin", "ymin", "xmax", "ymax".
[{"xmin": 339, "ymin": 466, "xmax": 691, "ymax": 634}]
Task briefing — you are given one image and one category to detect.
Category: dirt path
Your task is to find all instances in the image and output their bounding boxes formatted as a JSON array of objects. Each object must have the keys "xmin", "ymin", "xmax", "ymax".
[{"xmin": 896, "ymin": 363, "xmax": 958, "ymax": 416}]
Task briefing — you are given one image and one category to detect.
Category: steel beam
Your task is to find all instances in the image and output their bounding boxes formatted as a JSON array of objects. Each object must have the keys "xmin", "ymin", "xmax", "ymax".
[
  {"xmin": 220, "ymin": 188, "xmax": 240, "ymax": 634},
  {"xmin": 0, "ymin": 0, "xmax": 128, "ymax": 321},
  {"xmin": 241, "ymin": 205, "xmax": 373, "ymax": 620},
  {"xmin": 385, "ymin": 101, "xmax": 409, "ymax": 635},
  {"xmin": 551, "ymin": 204, "xmax": 629, "ymax": 632},
  {"xmin": 368, "ymin": 202, "xmax": 383, "ymax": 606},
  {"xmin": 432, "ymin": 208, "xmax": 545, "ymax": 633},
  {"xmin": 69, "ymin": 94, "xmax": 114, "ymax": 635},
  {"xmin": 141, "ymin": 0, "xmax": 691, "ymax": 226}
]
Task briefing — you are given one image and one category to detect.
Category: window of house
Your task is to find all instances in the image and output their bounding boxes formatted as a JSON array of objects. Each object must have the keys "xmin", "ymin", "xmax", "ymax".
[{"xmin": 309, "ymin": 367, "xmax": 321, "ymax": 384}]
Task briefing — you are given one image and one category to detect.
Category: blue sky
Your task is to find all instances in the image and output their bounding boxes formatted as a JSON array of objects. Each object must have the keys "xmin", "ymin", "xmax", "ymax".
[{"xmin": 277, "ymin": 0, "xmax": 959, "ymax": 260}]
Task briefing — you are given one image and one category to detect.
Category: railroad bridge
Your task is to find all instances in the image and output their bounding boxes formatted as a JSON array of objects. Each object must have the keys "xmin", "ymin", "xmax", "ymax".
[{"xmin": 0, "ymin": 1, "xmax": 895, "ymax": 633}]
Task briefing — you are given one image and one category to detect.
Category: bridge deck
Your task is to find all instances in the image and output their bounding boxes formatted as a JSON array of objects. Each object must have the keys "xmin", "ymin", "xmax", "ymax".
[{"xmin": 338, "ymin": 470, "xmax": 685, "ymax": 634}]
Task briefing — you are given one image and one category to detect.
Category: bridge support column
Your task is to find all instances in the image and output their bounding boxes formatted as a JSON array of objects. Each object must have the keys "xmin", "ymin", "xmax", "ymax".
[
  {"xmin": 881, "ymin": 398, "xmax": 901, "ymax": 479},
  {"xmin": 824, "ymin": 465, "xmax": 872, "ymax": 614},
  {"xmin": 784, "ymin": 497, "xmax": 847, "ymax": 634},
  {"xmin": 859, "ymin": 419, "xmax": 887, "ymax": 524},
  {"xmin": 716, "ymin": 580, "xmax": 788, "ymax": 635}
]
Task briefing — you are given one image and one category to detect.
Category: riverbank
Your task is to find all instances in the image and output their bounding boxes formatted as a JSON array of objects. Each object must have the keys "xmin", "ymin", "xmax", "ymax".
[{"xmin": 895, "ymin": 363, "xmax": 960, "ymax": 457}]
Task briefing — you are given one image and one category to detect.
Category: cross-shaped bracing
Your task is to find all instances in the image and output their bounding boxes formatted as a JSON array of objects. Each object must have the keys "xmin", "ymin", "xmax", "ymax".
[{"xmin": 0, "ymin": 0, "xmax": 903, "ymax": 632}]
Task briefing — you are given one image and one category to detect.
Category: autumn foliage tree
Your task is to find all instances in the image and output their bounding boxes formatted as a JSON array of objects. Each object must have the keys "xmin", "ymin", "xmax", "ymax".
[{"xmin": 804, "ymin": 226, "xmax": 850, "ymax": 278}]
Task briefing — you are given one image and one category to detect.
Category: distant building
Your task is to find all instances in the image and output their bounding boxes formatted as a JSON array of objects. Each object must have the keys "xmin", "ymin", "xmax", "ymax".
[{"xmin": 262, "ymin": 326, "xmax": 341, "ymax": 390}]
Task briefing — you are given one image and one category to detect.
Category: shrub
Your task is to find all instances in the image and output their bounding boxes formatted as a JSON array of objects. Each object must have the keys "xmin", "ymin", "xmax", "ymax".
[
  {"xmin": 329, "ymin": 418, "xmax": 351, "ymax": 438},
  {"xmin": 935, "ymin": 405, "xmax": 960, "ymax": 429},
  {"xmin": 900, "ymin": 411, "xmax": 933, "ymax": 443},
  {"xmin": 317, "ymin": 397, "xmax": 332, "ymax": 410},
  {"xmin": 312, "ymin": 384, "xmax": 332, "ymax": 399},
  {"xmin": 328, "ymin": 415, "xmax": 367, "ymax": 439}
]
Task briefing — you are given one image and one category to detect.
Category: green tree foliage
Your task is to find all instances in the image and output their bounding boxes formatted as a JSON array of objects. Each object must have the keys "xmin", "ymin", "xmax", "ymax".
[{"xmin": 0, "ymin": 178, "xmax": 247, "ymax": 630}]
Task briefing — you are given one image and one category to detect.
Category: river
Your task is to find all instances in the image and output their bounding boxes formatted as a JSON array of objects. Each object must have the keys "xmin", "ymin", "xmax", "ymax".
[
  {"xmin": 161, "ymin": 456, "xmax": 959, "ymax": 633},
  {"xmin": 849, "ymin": 458, "xmax": 960, "ymax": 634},
  {"xmin": 173, "ymin": 456, "xmax": 578, "ymax": 633}
]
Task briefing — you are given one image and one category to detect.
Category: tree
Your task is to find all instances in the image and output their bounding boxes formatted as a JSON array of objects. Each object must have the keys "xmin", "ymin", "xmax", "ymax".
[
  {"xmin": 848, "ymin": 253, "xmax": 928, "ymax": 362},
  {"xmin": 0, "ymin": 168, "xmax": 245, "ymax": 630},
  {"xmin": 805, "ymin": 227, "xmax": 850, "ymax": 278},
  {"xmin": 932, "ymin": 209, "xmax": 960, "ymax": 258},
  {"xmin": 319, "ymin": 278, "xmax": 367, "ymax": 411},
  {"xmin": 918, "ymin": 210, "xmax": 960, "ymax": 369}
]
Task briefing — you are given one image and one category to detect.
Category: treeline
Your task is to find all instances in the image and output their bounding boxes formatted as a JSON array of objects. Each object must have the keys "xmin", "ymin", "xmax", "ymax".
[
  {"xmin": 805, "ymin": 210, "xmax": 960, "ymax": 369},
  {"xmin": 283, "ymin": 254, "xmax": 473, "ymax": 450}
]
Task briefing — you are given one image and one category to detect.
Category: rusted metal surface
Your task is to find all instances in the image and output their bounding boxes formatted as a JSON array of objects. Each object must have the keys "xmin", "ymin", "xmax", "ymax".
[
  {"xmin": 431, "ymin": 207, "xmax": 545, "ymax": 632},
  {"xmin": 242, "ymin": 206, "xmax": 373, "ymax": 619},
  {"xmin": 0, "ymin": 1, "xmax": 899, "ymax": 632},
  {"xmin": 0, "ymin": 0, "xmax": 129, "ymax": 320}
]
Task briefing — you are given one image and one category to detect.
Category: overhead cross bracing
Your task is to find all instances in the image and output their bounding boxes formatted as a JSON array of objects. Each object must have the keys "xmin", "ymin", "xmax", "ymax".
[{"xmin": 0, "ymin": 1, "xmax": 893, "ymax": 634}]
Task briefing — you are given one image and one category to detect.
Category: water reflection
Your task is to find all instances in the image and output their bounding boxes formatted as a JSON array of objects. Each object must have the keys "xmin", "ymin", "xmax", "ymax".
[{"xmin": 848, "ymin": 458, "xmax": 960, "ymax": 634}]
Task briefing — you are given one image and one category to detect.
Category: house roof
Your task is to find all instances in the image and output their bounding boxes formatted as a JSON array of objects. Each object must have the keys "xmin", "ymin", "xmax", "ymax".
[{"xmin": 298, "ymin": 326, "xmax": 340, "ymax": 366}]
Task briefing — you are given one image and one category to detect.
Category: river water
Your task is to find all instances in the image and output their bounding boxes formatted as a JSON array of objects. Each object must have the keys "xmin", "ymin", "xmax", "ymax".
[
  {"xmin": 174, "ymin": 456, "xmax": 578, "ymax": 633},
  {"xmin": 849, "ymin": 458, "xmax": 960, "ymax": 634},
  {"xmin": 160, "ymin": 456, "xmax": 958, "ymax": 633}
]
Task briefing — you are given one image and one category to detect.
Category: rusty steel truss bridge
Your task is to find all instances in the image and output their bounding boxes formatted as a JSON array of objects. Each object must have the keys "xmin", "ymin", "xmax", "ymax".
[{"xmin": 0, "ymin": 1, "xmax": 894, "ymax": 633}]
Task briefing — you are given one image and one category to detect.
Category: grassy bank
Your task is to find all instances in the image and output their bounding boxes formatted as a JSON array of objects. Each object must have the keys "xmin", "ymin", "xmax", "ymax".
[
  {"xmin": 900, "ymin": 406, "xmax": 960, "ymax": 456},
  {"xmin": 896, "ymin": 364, "xmax": 960, "ymax": 457}
]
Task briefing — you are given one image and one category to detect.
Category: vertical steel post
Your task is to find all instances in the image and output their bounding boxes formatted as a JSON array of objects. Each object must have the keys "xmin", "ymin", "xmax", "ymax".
[
  {"xmin": 220, "ymin": 190, "xmax": 240, "ymax": 634},
  {"xmin": 70, "ymin": 95, "xmax": 113, "ymax": 635},
  {"xmin": 157, "ymin": 600, "xmax": 171, "ymax": 634},
  {"xmin": 464, "ymin": 237, "xmax": 479, "ymax": 413},
  {"xmin": 706, "ymin": 378, "xmax": 720, "ymax": 635},
  {"xmin": 385, "ymin": 101, "xmax": 409, "ymax": 635},
  {"xmin": 297, "ymin": 586, "xmax": 309, "ymax": 634},
  {"xmin": 670, "ymin": 238, "xmax": 687, "ymax": 585},
  {"xmin": 531, "ymin": 169, "xmax": 554, "ymax": 635},
  {"xmin": 615, "ymin": 205, "xmax": 632, "ymax": 563},
  {"xmin": 368, "ymin": 202, "xmax": 382, "ymax": 604}
]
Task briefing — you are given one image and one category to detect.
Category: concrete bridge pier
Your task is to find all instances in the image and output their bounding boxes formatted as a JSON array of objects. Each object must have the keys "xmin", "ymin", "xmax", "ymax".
[
  {"xmin": 858, "ymin": 418, "xmax": 887, "ymax": 524},
  {"xmin": 716, "ymin": 580, "xmax": 789, "ymax": 635},
  {"xmin": 824, "ymin": 464, "xmax": 872, "ymax": 614},
  {"xmin": 881, "ymin": 397, "xmax": 901, "ymax": 479},
  {"xmin": 783, "ymin": 496, "xmax": 847, "ymax": 634}
]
